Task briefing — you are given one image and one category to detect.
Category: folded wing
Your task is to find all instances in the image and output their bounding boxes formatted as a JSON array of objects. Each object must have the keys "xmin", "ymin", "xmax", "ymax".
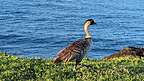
[{"xmin": 53, "ymin": 38, "xmax": 91, "ymax": 64}]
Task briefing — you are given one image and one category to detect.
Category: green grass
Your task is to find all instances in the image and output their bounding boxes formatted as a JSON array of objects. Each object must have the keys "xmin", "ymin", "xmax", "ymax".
[{"xmin": 1, "ymin": 53, "xmax": 144, "ymax": 81}]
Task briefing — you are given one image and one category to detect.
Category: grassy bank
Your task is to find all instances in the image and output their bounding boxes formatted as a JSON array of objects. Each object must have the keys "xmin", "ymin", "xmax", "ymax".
[{"xmin": 0, "ymin": 53, "xmax": 144, "ymax": 81}]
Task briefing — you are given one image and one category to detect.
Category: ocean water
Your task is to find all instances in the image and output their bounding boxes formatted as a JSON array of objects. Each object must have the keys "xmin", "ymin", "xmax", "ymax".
[{"xmin": 0, "ymin": 0, "xmax": 144, "ymax": 58}]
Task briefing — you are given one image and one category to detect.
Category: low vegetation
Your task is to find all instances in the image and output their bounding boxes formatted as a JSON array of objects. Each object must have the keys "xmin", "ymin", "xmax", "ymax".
[{"xmin": 0, "ymin": 52, "xmax": 144, "ymax": 81}]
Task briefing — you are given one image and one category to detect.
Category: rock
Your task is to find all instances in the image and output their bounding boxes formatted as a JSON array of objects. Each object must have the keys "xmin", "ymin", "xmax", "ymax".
[{"xmin": 104, "ymin": 47, "xmax": 144, "ymax": 60}]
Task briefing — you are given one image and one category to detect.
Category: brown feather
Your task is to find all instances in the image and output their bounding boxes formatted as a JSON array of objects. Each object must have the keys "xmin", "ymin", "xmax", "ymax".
[{"xmin": 53, "ymin": 38, "xmax": 91, "ymax": 64}]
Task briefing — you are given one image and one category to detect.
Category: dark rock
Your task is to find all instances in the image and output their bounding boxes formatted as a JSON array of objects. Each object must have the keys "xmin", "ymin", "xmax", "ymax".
[{"xmin": 104, "ymin": 47, "xmax": 144, "ymax": 60}]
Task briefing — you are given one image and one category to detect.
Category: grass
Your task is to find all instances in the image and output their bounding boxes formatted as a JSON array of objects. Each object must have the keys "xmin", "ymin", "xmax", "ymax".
[{"xmin": 1, "ymin": 53, "xmax": 144, "ymax": 81}]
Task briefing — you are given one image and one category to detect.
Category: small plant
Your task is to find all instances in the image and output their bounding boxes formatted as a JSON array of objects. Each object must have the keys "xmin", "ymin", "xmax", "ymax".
[{"xmin": 0, "ymin": 53, "xmax": 144, "ymax": 81}]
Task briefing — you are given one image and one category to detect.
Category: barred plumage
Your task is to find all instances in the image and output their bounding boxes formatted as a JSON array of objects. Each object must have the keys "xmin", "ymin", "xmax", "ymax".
[
  {"xmin": 54, "ymin": 38, "xmax": 91, "ymax": 65},
  {"xmin": 53, "ymin": 19, "xmax": 96, "ymax": 65}
]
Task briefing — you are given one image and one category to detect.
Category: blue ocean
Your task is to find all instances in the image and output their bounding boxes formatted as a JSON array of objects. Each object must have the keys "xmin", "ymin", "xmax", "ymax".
[{"xmin": 0, "ymin": 0, "xmax": 144, "ymax": 58}]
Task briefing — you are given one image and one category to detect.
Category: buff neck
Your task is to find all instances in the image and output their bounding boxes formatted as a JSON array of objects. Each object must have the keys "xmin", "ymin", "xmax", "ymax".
[{"xmin": 83, "ymin": 21, "xmax": 91, "ymax": 38}]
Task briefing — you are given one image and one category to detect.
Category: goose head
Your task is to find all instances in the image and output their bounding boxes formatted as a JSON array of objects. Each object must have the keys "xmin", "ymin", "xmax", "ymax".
[
  {"xmin": 84, "ymin": 19, "xmax": 96, "ymax": 25},
  {"xmin": 83, "ymin": 19, "xmax": 96, "ymax": 38}
]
